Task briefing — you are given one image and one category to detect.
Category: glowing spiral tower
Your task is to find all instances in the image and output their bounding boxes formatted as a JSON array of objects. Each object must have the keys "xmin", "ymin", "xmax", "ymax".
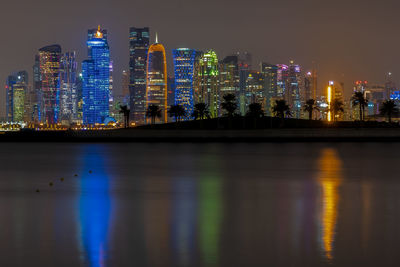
[{"xmin": 146, "ymin": 34, "xmax": 167, "ymax": 123}]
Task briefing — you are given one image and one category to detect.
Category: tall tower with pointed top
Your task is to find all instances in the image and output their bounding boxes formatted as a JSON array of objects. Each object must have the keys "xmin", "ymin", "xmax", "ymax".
[
  {"xmin": 146, "ymin": 35, "xmax": 167, "ymax": 123},
  {"xmin": 82, "ymin": 25, "xmax": 110, "ymax": 124}
]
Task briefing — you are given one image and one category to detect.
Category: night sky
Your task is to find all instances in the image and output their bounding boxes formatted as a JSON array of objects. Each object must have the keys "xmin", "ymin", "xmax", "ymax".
[{"xmin": 1, "ymin": 0, "xmax": 398, "ymax": 116}]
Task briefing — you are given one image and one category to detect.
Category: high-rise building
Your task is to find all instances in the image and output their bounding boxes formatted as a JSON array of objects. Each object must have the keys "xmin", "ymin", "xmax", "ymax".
[
  {"xmin": 194, "ymin": 50, "xmax": 219, "ymax": 117},
  {"xmin": 245, "ymin": 71, "xmax": 264, "ymax": 109},
  {"xmin": 261, "ymin": 63, "xmax": 278, "ymax": 115},
  {"xmin": 32, "ymin": 55, "xmax": 41, "ymax": 122},
  {"xmin": 219, "ymin": 56, "xmax": 240, "ymax": 107},
  {"xmin": 276, "ymin": 64, "xmax": 288, "ymax": 98},
  {"xmin": 6, "ymin": 75, "xmax": 17, "ymax": 122},
  {"xmin": 167, "ymin": 77, "xmax": 176, "ymax": 108},
  {"xmin": 173, "ymin": 48, "xmax": 196, "ymax": 119},
  {"xmin": 129, "ymin": 27, "xmax": 150, "ymax": 124},
  {"xmin": 76, "ymin": 73, "xmax": 83, "ymax": 122},
  {"xmin": 39, "ymin": 44, "xmax": 62, "ymax": 124},
  {"xmin": 5, "ymin": 71, "xmax": 28, "ymax": 122},
  {"xmin": 59, "ymin": 52, "xmax": 78, "ymax": 124},
  {"xmin": 146, "ymin": 35, "xmax": 167, "ymax": 123},
  {"xmin": 285, "ymin": 61, "xmax": 302, "ymax": 118},
  {"xmin": 82, "ymin": 26, "xmax": 110, "ymax": 124},
  {"xmin": 121, "ymin": 70, "xmax": 130, "ymax": 105}
]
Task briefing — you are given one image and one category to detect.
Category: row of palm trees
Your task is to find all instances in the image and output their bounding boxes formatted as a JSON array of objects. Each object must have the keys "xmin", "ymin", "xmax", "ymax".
[
  {"xmin": 275, "ymin": 91, "xmax": 399, "ymax": 123},
  {"xmin": 118, "ymin": 91, "xmax": 400, "ymax": 128}
]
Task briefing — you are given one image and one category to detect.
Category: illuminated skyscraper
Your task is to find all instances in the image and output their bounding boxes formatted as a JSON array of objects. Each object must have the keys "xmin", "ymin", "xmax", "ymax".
[
  {"xmin": 59, "ymin": 52, "xmax": 78, "ymax": 123},
  {"xmin": 5, "ymin": 75, "xmax": 17, "ymax": 122},
  {"xmin": 146, "ymin": 35, "xmax": 167, "ymax": 123},
  {"xmin": 261, "ymin": 63, "xmax": 278, "ymax": 115},
  {"xmin": 5, "ymin": 71, "xmax": 28, "ymax": 122},
  {"xmin": 129, "ymin": 27, "xmax": 150, "ymax": 124},
  {"xmin": 121, "ymin": 70, "xmax": 130, "ymax": 104},
  {"xmin": 304, "ymin": 70, "xmax": 318, "ymax": 101},
  {"xmin": 285, "ymin": 61, "xmax": 302, "ymax": 118},
  {"xmin": 245, "ymin": 71, "xmax": 264, "ymax": 109},
  {"xmin": 276, "ymin": 64, "xmax": 288, "ymax": 98},
  {"xmin": 194, "ymin": 50, "xmax": 219, "ymax": 117},
  {"xmin": 82, "ymin": 26, "xmax": 110, "ymax": 124},
  {"xmin": 173, "ymin": 48, "xmax": 196, "ymax": 119},
  {"xmin": 32, "ymin": 55, "xmax": 41, "ymax": 122},
  {"xmin": 219, "ymin": 56, "xmax": 239, "ymax": 105},
  {"xmin": 39, "ymin": 44, "xmax": 61, "ymax": 124}
]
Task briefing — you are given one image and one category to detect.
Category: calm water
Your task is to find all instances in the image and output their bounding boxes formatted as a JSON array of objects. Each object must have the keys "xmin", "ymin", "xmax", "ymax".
[{"xmin": 1, "ymin": 142, "xmax": 400, "ymax": 266}]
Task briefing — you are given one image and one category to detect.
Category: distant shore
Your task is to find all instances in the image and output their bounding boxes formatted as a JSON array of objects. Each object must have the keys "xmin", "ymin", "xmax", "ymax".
[{"xmin": 1, "ymin": 127, "xmax": 400, "ymax": 142}]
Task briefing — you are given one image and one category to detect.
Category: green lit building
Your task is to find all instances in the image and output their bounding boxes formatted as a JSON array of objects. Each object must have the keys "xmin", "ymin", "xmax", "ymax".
[{"xmin": 194, "ymin": 50, "xmax": 219, "ymax": 117}]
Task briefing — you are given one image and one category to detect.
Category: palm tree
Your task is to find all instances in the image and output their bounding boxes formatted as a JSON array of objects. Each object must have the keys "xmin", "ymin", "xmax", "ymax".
[
  {"xmin": 272, "ymin": 99, "xmax": 290, "ymax": 120},
  {"xmin": 146, "ymin": 105, "xmax": 162, "ymax": 124},
  {"xmin": 246, "ymin": 103, "xmax": 264, "ymax": 118},
  {"xmin": 380, "ymin": 99, "xmax": 398, "ymax": 123},
  {"xmin": 351, "ymin": 91, "xmax": 368, "ymax": 121},
  {"xmin": 119, "ymin": 105, "xmax": 130, "ymax": 128},
  {"xmin": 221, "ymin": 93, "xmax": 238, "ymax": 117},
  {"xmin": 330, "ymin": 99, "xmax": 344, "ymax": 121},
  {"xmin": 303, "ymin": 99, "xmax": 319, "ymax": 120},
  {"xmin": 168, "ymin": 104, "xmax": 186, "ymax": 122},
  {"xmin": 192, "ymin": 103, "xmax": 210, "ymax": 120}
]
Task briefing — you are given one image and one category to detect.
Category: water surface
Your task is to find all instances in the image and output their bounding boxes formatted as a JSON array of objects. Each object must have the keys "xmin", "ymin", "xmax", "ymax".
[{"xmin": 0, "ymin": 142, "xmax": 399, "ymax": 266}]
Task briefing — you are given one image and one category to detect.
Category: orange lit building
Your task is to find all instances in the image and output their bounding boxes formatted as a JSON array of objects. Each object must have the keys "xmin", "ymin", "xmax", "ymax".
[{"xmin": 146, "ymin": 35, "xmax": 167, "ymax": 123}]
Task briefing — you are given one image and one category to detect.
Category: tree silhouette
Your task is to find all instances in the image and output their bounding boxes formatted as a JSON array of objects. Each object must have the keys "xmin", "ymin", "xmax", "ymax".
[
  {"xmin": 351, "ymin": 91, "xmax": 368, "ymax": 121},
  {"xmin": 221, "ymin": 93, "xmax": 238, "ymax": 117},
  {"xmin": 380, "ymin": 99, "xmax": 398, "ymax": 123},
  {"xmin": 272, "ymin": 99, "xmax": 290, "ymax": 120},
  {"xmin": 168, "ymin": 104, "xmax": 186, "ymax": 122},
  {"xmin": 303, "ymin": 99, "xmax": 319, "ymax": 120},
  {"xmin": 146, "ymin": 105, "xmax": 162, "ymax": 124},
  {"xmin": 331, "ymin": 99, "xmax": 344, "ymax": 121},
  {"xmin": 246, "ymin": 103, "xmax": 264, "ymax": 118},
  {"xmin": 192, "ymin": 103, "xmax": 210, "ymax": 120},
  {"xmin": 119, "ymin": 105, "xmax": 130, "ymax": 128}
]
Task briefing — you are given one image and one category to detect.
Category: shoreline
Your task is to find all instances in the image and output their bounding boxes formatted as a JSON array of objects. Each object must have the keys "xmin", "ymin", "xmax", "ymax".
[{"xmin": 1, "ymin": 128, "xmax": 400, "ymax": 142}]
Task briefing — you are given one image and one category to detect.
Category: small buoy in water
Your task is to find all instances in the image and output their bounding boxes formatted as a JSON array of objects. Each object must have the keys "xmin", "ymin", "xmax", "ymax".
[
  {"xmin": 60, "ymin": 178, "xmax": 64, "ymax": 182},
  {"xmin": 49, "ymin": 182, "xmax": 53, "ymax": 187},
  {"xmin": 74, "ymin": 174, "xmax": 78, "ymax": 177},
  {"xmin": 36, "ymin": 189, "xmax": 40, "ymax": 193},
  {"xmin": 89, "ymin": 170, "xmax": 92, "ymax": 174}
]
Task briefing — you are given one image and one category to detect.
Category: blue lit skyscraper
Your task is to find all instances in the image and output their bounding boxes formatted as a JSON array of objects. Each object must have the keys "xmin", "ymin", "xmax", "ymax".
[
  {"xmin": 173, "ymin": 48, "xmax": 196, "ymax": 119},
  {"xmin": 82, "ymin": 26, "xmax": 110, "ymax": 124}
]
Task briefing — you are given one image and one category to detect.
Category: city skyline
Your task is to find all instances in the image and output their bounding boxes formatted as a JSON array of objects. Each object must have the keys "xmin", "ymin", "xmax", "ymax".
[{"xmin": 1, "ymin": 0, "xmax": 400, "ymax": 118}]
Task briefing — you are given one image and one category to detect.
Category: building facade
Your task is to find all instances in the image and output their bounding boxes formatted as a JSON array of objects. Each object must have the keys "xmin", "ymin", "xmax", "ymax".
[
  {"xmin": 39, "ymin": 44, "xmax": 62, "ymax": 124},
  {"xmin": 146, "ymin": 37, "xmax": 168, "ymax": 123},
  {"xmin": 173, "ymin": 48, "xmax": 196, "ymax": 119},
  {"xmin": 59, "ymin": 52, "xmax": 78, "ymax": 124},
  {"xmin": 129, "ymin": 27, "xmax": 150, "ymax": 124},
  {"xmin": 82, "ymin": 26, "xmax": 110, "ymax": 124},
  {"xmin": 194, "ymin": 50, "xmax": 219, "ymax": 117}
]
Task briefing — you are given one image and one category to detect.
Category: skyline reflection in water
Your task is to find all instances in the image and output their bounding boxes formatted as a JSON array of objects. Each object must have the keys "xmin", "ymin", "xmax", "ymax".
[
  {"xmin": 2, "ymin": 143, "xmax": 400, "ymax": 266},
  {"xmin": 78, "ymin": 146, "xmax": 112, "ymax": 267},
  {"xmin": 317, "ymin": 148, "xmax": 342, "ymax": 262}
]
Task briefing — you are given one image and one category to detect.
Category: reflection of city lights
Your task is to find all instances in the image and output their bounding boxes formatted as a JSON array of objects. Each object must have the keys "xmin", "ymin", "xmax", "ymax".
[
  {"xmin": 327, "ymin": 86, "xmax": 332, "ymax": 122},
  {"xmin": 318, "ymin": 148, "xmax": 342, "ymax": 262}
]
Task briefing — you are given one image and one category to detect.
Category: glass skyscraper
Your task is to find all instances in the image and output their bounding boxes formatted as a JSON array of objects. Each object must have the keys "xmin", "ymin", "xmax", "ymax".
[
  {"xmin": 82, "ymin": 26, "xmax": 110, "ymax": 124},
  {"xmin": 129, "ymin": 27, "xmax": 149, "ymax": 124},
  {"xmin": 39, "ymin": 44, "xmax": 61, "ymax": 124},
  {"xmin": 5, "ymin": 71, "xmax": 28, "ymax": 122},
  {"xmin": 173, "ymin": 48, "xmax": 196, "ymax": 119},
  {"xmin": 194, "ymin": 50, "xmax": 219, "ymax": 117},
  {"xmin": 146, "ymin": 36, "xmax": 168, "ymax": 123},
  {"xmin": 60, "ymin": 51, "xmax": 78, "ymax": 123}
]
